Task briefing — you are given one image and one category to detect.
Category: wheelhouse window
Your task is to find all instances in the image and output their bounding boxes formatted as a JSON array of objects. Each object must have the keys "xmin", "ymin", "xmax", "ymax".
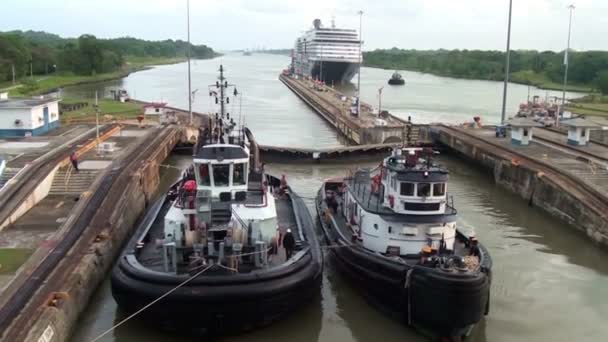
[
  {"xmin": 213, "ymin": 164, "xmax": 230, "ymax": 186},
  {"xmin": 233, "ymin": 163, "xmax": 246, "ymax": 185},
  {"xmin": 400, "ymin": 182, "xmax": 415, "ymax": 196},
  {"xmin": 433, "ymin": 183, "xmax": 446, "ymax": 196},
  {"xmin": 417, "ymin": 183, "xmax": 431, "ymax": 197},
  {"xmin": 199, "ymin": 164, "xmax": 210, "ymax": 186}
]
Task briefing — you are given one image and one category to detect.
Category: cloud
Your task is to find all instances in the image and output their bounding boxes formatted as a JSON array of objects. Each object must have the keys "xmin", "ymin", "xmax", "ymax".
[{"xmin": 0, "ymin": 0, "xmax": 606, "ymax": 51}]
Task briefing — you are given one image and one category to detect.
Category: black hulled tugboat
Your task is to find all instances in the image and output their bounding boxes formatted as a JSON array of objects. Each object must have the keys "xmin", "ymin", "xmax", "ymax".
[
  {"xmin": 317, "ymin": 147, "xmax": 491, "ymax": 340},
  {"xmin": 111, "ymin": 65, "xmax": 322, "ymax": 336},
  {"xmin": 388, "ymin": 71, "xmax": 405, "ymax": 85}
]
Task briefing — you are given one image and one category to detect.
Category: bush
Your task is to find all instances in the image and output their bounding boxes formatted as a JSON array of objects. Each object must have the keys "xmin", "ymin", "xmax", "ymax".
[{"xmin": 596, "ymin": 70, "xmax": 608, "ymax": 95}]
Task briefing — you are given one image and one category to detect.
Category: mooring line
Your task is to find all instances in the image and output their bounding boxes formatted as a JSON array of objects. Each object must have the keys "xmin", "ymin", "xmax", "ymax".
[{"xmin": 89, "ymin": 264, "xmax": 214, "ymax": 342}]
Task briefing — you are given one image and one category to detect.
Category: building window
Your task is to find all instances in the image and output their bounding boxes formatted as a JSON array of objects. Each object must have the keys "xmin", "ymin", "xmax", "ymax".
[
  {"xmin": 199, "ymin": 164, "xmax": 210, "ymax": 186},
  {"xmin": 213, "ymin": 164, "xmax": 230, "ymax": 186},
  {"xmin": 417, "ymin": 183, "xmax": 431, "ymax": 197},
  {"xmin": 400, "ymin": 182, "xmax": 415, "ymax": 196},
  {"xmin": 233, "ymin": 163, "xmax": 246, "ymax": 185},
  {"xmin": 433, "ymin": 183, "xmax": 446, "ymax": 196},
  {"xmin": 581, "ymin": 129, "xmax": 586, "ymax": 137},
  {"xmin": 523, "ymin": 128, "xmax": 529, "ymax": 137}
]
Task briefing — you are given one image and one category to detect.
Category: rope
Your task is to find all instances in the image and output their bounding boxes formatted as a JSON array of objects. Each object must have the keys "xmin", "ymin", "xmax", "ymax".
[{"xmin": 89, "ymin": 264, "xmax": 214, "ymax": 342}]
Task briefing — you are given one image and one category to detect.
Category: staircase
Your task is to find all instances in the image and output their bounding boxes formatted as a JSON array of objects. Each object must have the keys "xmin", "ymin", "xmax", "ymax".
[
  {"xmin": 49, "ymin": 167, "xmax": 100, "ymax": 196},
  {"xmin": 210, "ymin": 202, "xmax": 232, "ymax": 224},
  {"xmin": 0, "ymin": 168, "xmax": 21, "ymax": 189}
]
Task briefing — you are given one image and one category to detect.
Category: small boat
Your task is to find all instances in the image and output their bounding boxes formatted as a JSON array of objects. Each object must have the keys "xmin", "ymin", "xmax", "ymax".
[
  {"xmin": 316, "ymin": 147, "xmax": 492, "ymax": 339},
  {"xmin": 111, "ymin": 65, "xmax": 323, "ymax": 336},
  {"xmin": 388, "ymin": 71, "xmax": 405, "ymax": 85}
]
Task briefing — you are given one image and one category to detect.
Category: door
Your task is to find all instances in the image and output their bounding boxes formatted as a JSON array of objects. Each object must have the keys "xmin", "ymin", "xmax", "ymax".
[{"xmin": 43, "ymin": 107, "xmax": 49, "ymax": 132}]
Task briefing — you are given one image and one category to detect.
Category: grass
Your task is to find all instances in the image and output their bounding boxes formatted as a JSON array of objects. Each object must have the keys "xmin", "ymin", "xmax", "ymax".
[
  {"xmin": 6, "ymin": 56, "xmax": 187, "ymax": 97},
  {"xmin": 60, "ymin": 97, "xmax": 143, "ymax": 124},
  {"xmin": 511, "ymin": 70, "xmax": 594, "ymax": 93},
  {"xmin": 0, "ymin": 248, "xmax": 33, "ymax": 275},
  {"xmin": 566, "ymin": 94, "xmax": 608, "ymax": 118}
]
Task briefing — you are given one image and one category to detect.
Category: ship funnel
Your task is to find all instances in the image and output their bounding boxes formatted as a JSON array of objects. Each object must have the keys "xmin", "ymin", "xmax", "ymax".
[{"xmin": 313, "ymin": 19, "xmax": 322, "ymax": 29}]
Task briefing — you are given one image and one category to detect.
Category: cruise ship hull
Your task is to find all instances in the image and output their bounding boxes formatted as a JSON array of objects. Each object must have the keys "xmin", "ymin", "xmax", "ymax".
[{"xmin": 307, "ymin": 61, "xmax": 358, "ymax": 84}]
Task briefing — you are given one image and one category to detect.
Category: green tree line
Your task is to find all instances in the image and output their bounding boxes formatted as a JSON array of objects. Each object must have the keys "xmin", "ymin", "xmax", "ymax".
[
  {"xmin": 0, "ymin": 30, "xmax": 217, "ymax": 82},
  {"xmin": 363, "ymin": 48, "xmax": 608, "ymax": 94}
]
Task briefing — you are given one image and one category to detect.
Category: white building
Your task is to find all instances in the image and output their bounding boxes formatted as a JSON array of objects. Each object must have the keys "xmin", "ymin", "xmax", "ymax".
[
  {"xmin": 561, "ymin": 118, "xmax": 602, "ymax": 146},
  {"xmin": 506, "ymin": 117, "xmax": 543, "ymax": 146},
  {"xmin": 0, "ymin": 92, "xmax": 60, "ymax": 137},
  {"xmin": 143, "ymin": 102, "xmax": 168, "ymax": 116}
]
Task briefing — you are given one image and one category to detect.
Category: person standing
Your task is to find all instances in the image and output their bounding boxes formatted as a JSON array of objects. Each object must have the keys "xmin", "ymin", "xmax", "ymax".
[
  {"xmin": 283, "ymin": 228, "xmax": 295, "ymax": 260},
  {"xmin": 70, "ymin": 152, "xmax": 79, "ymax": 173}
]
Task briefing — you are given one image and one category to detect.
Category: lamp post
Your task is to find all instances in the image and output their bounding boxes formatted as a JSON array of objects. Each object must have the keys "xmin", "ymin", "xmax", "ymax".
[
  {"xmin": 357, "ymin": 10, "xmax": 363, "ymax": 116},
  {"xmin": 187, "ymin": 0, "xmax": 193, "ymax": 125},
  {"xmin": 500, "ymin": 0, "xmax": 513, "ymax": 125},
  {"xmin": 560, "ymin": 4, "xmax": 575, "ymax": 126}
]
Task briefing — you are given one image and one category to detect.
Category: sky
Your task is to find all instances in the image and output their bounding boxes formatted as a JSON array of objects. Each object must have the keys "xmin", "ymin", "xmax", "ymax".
[{"xmin": 1, "ymin": 0, "xmax": 607, "ymax": 52}]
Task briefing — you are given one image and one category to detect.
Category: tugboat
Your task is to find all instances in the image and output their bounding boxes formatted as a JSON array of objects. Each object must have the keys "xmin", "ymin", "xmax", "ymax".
[
  {"xmin": 111, "ymin": 65, "xmax": 323, "ymax": 335},
  {"xmin": 316, "ymin": 147, "xmax": 491, "ymax": 339},
  {"xmin": 388, "ymin": 71, "xmax": 405, "ymax": 85}
]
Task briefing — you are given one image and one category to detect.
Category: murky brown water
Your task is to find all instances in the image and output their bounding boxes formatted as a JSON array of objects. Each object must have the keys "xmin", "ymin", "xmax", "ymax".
[
  {"xmin": 69, "ymin": 54, "xmax": 606, "ymax": 342},
  {"xmin": 72, "ymin": 152, "xmax": 608, "ymax": 342}
]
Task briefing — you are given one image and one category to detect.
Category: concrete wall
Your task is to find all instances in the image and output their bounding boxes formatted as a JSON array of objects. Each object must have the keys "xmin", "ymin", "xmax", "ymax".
[
  {"xmin": 0, "ymin": 164, "xmax": 59, "ymax": 230},
  {"xmin": 20, "ymin": 130, "xmax": 178, "ymax": 342},
  {"xmin": 437, "ymin": 129, "xmax": 608, "ymax": 247}
]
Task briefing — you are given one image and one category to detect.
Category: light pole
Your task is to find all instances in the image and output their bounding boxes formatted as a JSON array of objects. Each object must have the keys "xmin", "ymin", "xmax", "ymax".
[
  {"xmin": 378, "ymin": 86, "xmax": 383, "ymax": 114},
  {"xmin": 560, "ymin": 4, "xmax": 575, "ymax": 125},
  {"xmin": 500, "ymin": 0, "xmax": 513, "ymax": 125},
  {"xmin": 187, "ymin": 0, "xmax": 193, "ymax": 125},
  {"xmin": 357, "ymin": 10, "xmax": 363, "ymax": 116}
]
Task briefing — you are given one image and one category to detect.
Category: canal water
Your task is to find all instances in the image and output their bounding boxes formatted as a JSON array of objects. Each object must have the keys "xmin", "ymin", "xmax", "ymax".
[
  {"xmin": 62, "ymin": 53, "xmax": 583, "ymax": 148},
  {"xmin": 69, "ymin": 55, "xmax": 607, "ymax": 341},
  {"xmin": 72, "ymin": 154, "xmax": 608, "ymax": 342}
]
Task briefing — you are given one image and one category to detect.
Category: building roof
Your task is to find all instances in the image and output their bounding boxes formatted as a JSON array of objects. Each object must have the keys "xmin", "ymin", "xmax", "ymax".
[
  {"xmin": 143, "ymin": 102, "xmax": 167, "ymax": 108},
  {"xmin": 195, "ymin": 145, "xmax": 248, "ymax": 160},
  {"xmin": 560, "ymin": 118, "xmax": 604, "ymax": 128},
  {"xmin": 506, "ymin": 117, "xmax": 543, "ymax": 127},
  {"xmin": 0, "ymin": 97, "xmax": 60, "ymax": 109}
]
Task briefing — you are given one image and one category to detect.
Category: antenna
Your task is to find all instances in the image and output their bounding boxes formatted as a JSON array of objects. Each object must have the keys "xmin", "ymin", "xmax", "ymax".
[{"xmin": 331, "ymin": 16, "xmax": 336, "ymax": 28}]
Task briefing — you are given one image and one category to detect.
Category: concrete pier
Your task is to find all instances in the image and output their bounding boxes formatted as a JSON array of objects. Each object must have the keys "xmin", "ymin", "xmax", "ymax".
[
  {"xmin": 434, "ymin": 125, "xmax": 608, "ymax": 247},
  {"xmin": 0, "ymin": 124, "xmax": 180, "ymax": 341},
  {"xmin": 279, "ymin": 74, "xmax": 415, "ymax": 145}
]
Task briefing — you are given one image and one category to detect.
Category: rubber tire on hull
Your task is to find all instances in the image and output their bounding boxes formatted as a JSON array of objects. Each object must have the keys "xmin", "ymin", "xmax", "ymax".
[{"xmin": 111, "ymin": 260, "xmax": 321, "ymax": 335}]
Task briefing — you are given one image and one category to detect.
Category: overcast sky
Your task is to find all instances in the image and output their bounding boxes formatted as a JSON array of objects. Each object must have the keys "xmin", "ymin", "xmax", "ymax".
[{"xmin": 1, "ymin": 0, "xmax": 606, "ymax": 51}]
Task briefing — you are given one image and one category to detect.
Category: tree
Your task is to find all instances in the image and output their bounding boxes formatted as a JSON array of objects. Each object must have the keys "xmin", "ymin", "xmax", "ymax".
[{"xmin": 596, "ymin": 70, "xmax": 608, "ymax": 95}]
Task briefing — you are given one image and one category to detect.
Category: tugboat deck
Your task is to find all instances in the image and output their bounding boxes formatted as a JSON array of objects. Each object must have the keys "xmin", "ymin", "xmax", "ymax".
[
  {"xmin": 137, "ymin": 193, "xmax": 302, "ymax": 274},
  {"xmin": 346, "ymin": 170, "xmax": 457, "ymax": 223},
  {"xmin": 321, "ymin": 188, "xmax": 471, "ymax": 265}
]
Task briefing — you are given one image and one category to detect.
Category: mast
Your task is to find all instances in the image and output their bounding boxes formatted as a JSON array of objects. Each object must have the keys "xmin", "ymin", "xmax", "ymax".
[
  {"xmin": 219, "ymin": 65, "xmax": 225, "ymax": 117},
  {"xmin": 187, "ymin": 0, "xmax": 193, "ymax": 125}
]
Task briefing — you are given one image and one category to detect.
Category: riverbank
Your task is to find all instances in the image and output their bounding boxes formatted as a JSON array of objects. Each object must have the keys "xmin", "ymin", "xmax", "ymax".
[
  {"xmin": 567, "ymin": 94, "xmax": 608, "ymax": 117},
  {"xmin": 364, "ymin": 60, "xmax": 594, "ymax": 93},
  {"xmin": 3, "ymin": 56, "xmax": 190, "ymax": 97}
]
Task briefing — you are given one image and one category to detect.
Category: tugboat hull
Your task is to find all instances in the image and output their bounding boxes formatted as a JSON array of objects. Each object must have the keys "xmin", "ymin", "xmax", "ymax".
[
  {"xmin": 111, "ymin": 180, "xmax": 323, "ymax": 335},
  {"xmin": 388, "ymin": 78, "xmax": 405, "ymax": 85},
  {"xmin": 111, "ymin": 252, "xmax": 321, "ymax": 335},
  {"xmin": 316, "ymin": 189, "xmax": 491, "ymax": 338}
]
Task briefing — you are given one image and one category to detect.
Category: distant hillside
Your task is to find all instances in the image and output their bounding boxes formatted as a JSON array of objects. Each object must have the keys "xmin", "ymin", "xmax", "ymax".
[
  {"xmin": 363, "ymin": 48, "xmax": 608, "ymax": 92},
  {"xmin": 0, "ymin": 30, "xmax": 218, "ymax": 82}
]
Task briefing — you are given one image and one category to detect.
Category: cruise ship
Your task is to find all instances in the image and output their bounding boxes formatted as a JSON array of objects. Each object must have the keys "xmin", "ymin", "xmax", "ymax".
[{"xmin": 292, "ymin": 19, "xmax": 361, "ymax": 84}]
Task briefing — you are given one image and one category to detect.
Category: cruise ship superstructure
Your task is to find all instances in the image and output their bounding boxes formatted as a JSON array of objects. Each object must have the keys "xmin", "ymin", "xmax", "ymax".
[{"xmin": 292, "ymin": 19, "xmax": 361, "ymax": 84}]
